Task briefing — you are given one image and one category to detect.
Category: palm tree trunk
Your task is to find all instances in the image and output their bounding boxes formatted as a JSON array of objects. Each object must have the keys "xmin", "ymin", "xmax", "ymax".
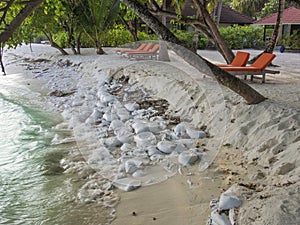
[
  {"xmin": 121, "ymin": 0, "xmax": 266, "ymax": 104},
  {"xmin": 249, "ymin": 0, "xmax": 285, "ymax": 63},
  {"xmin": 265, "ymin": 0, "xmax": 285, "ymax": 53}
]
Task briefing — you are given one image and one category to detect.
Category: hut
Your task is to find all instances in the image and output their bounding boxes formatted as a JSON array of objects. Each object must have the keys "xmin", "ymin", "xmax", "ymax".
[{"xmin": 254, "ymin": 7, "xmax": 300, "ymax": 41}]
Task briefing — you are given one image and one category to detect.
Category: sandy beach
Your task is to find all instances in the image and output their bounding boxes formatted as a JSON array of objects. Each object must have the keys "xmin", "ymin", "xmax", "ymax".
[{"xmin": 2, "ymin": 44, "xmax": 300, "ymax": 225}]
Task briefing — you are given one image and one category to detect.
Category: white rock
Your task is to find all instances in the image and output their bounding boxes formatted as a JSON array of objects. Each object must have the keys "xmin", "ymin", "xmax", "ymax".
[
  {"xmin": 134, "ymin": 132, "xmax": 156, "ymax": 148},
  {"xmin": 124, "ymin": 102, "xmax": 139, "ymax": 112},
  {"xmin": 132, "ymin": 120, "xmax": 150, "ymax": 134},
  {"xmin": 125, "ymin": 159, "xmax": 143, "ymax": 174},
  {"xmin": 148, "ymin": 121, "xmax": 163, "ymax": 134},
  {"xmin": 147, "ymin": 146, "xmax": 163, "ymax": 156},
  {"xmin": 178, "ymin": 151, "xmax": 199, "ymax": 166},
  {"xmin": 103, "ymin": 111, "xmax": 118, "ymax": 122},
  {"xmin": 132, "ymin": 170, "xmax": 147, "ymax": 177},
  {"xmin": 116, "ymin": 107, "xmax": 131, "ymax": 121},
  {"xmin": 174, "ymin": 143, "xmax": 187, "ymax": 153},
  {"xmin": 157, "ymin": 140, "xmax": 177, "ymax": 154},
  {"xmin": 109, "ymin": 119, "xmax": 124, "ymax": 131},
  {"xmin": 100, "ymin": 93, "xmax": 116, "ymax": 104},
  {"xmin": 174, "ymin": 123, "xmax": 187, "ymax": 137},
  {"xmin": 210, "ymin": 209, "xmax": 231, "ymax": 225},
  {"xmin": 113, "ymin": 178, "xmax": 141, "ymax": 191},
  {"xmin": 115, "ymin": 127, "xmax": 134, "ymax": 143},
  {"xmin": 120, "ymin": 143, "xmax": 135, "ymax": 152},
  {"xmin": 218, "ymin": 189, "xmax": 241, "ymax": 211},
  {"xmin": 102, "ymin": 136, "xmax": 122, "ymax": 147},
  {"xmin": 186, "ymin": 128, "xmax": 206, "ymax": 139}
]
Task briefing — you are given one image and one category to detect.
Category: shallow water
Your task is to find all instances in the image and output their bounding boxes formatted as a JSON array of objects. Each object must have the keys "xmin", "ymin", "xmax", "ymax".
[{"xmin": 0, "ymin": 77, "xmax": 111, "ymax": 224}]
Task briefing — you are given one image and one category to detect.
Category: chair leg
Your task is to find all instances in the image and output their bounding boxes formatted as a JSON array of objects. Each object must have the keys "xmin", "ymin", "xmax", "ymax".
[
  {"xmin": 250, "ymin": 75, "xmax": 254, "ymax": 81},
  {"xmin": 262, "ymin": 73, "xmax": 266, "ymax": 83}
]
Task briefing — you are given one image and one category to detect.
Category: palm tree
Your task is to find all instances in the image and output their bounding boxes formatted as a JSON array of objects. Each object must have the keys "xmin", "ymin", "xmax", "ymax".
[{"xmin": 79, "ymin": 0, "xmax": 120, "ymax": 54}]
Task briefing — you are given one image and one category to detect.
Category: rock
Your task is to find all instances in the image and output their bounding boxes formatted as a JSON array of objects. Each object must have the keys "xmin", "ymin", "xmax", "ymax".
[
  {"xmin": 113, "ymin": 178, "xmax": 141, "ymax": 191},
  {"xmin": 120, "ymin": 143, "xmax": 135, "ymax": 152},
  {"xmin": 132, "ymin": 170, "xmax": 147, "ymax": 177},
  {"xmin": 116, "ymin": 107, "xmax": 131, "ymax": 121},
  {"xmin": 218, "ymin": 189, "xmax": 241, "ymax": 211},
  {"xmin": 102, "ymin": 136, "xmax": 122, "ymax": 147},
  {"xmin": 132, "ymin": 120, "xmax": 150, "ymax": 134},
  {"xmin": 178, "ymin": 151, "xmax": 199, "ymax": 166},
  {"xmin": 157, "ymin": 140, "xmax": 177, "ymax": 154},
  {"xmin": 210, "ymin": 209, "xmax": 231, "ymax": 225},
  {"xmin": 124, "ymin": 159, "xmax": 143, "ymax": 174},
  {"xmin": 276, "ymin": 162, "xmax": 295, "ymax": 175},
  {"xmin": 103, "ymin": 111, "xmax": 118, "ymax": 122},
  {"xmin": 134, "ymin": 132, "xmax": 156, "ymax": 148},
  {"xmin": 109, "ymin": 119, "xmax": 125, "ymax": 131},
  {"xmin": 186, "ymin": 128, "xmax": 206, "ymax": 139},
  {"xmin": 124, "ymin": 102, "xmax": 139, "ymax": 112},
  {"xmin": 147, "ymin": 146, "xmax": 163, "ymax": 156},
  {"xmin": 115, "ymin": 127, "xmax": 134, "ymax": 143},
  {"xmin": 174, "ymin": 123, "xmax": 187, "ymax": 137}
]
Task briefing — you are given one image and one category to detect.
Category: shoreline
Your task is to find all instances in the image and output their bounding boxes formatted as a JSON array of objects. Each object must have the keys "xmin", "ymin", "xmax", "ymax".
[{"xmin": 3, "ymin": 44, "xmax": 300, "ymax": 225}]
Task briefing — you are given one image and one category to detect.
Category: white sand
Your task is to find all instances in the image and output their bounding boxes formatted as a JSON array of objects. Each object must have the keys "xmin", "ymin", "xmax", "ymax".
[{"xmin": 3, "ymin": 44, "xmax": 300, "ymax": 225}]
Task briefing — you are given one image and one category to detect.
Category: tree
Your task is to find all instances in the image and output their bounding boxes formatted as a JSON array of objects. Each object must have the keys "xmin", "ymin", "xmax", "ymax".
[
  {"xmin": 121, "ymin": 0, "xmax": 266, "ymax": 104},
  {"xmin": 249, "ymin": 0, "xmax": 285, "ymax": 63},
  {"xmin": 0, "ymin": 0, "xmax": 44, "ymax": 43},
  {"xmin": 79, "ymin": 0, "xmax": 120, "ymax": 54},
  {"xmin": 149, "ymin": 0, "xmax": 234, "ymax": 63},
  {"xmin": 0, "ymin": 0, "xmax": 45, "ymax": 74}
]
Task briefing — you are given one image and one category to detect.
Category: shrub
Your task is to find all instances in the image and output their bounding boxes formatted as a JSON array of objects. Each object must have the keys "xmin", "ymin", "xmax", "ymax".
[
  {"xmin": 281, "ymin": 30, "xmax": 300, "ymax": 49},
  {"xmin": 220, "ymin": 25, "xmax": 264, "ymax": 49},
  {"xmin": 172, "ymin": 29, "xmax": 208, "ymax": 49}
]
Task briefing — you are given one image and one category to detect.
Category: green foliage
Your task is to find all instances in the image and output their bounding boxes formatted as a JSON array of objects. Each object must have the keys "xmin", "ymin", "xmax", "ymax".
[
  {"xmin": 172, "ymin": 29, "xmax": 208, "ymax": 49},
  {"xmin": 260, "ymin": 0, "xmax": 279, "ymax": 18},
  {"xmin": 281, "ymin": 30, "xmax": 300, "ymax": 49},
  {"xmin": 220, "ymin": 25, "xmax": 264, "ymax": 49},
  {"xmin": 79, "ymin": 0, "xmax": 120, "ymax": 47},
  {"xmin": 101, "ymin": 25, "xmax": 158, "ymax": 47}
]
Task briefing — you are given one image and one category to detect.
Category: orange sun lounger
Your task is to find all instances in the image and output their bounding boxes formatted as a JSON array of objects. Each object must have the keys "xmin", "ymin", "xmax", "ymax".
[
  {"xmin": 117, "ymin": 43, "xmax": 153, "ymax": 55},
  {"xmin": 125, "ymin": 44, "xmax": 160, "ymax": 60},
  {"xmin": 215, "ymin": 51, "xmax": 250, "ymax": 67},
  {"xmin": 219, "ymin": 53, "xmax": 280, "ymax": 83}
]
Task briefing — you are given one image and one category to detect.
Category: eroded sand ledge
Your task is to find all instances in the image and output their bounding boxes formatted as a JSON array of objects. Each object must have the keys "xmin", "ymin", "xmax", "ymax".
[{"xmin": 3, "ymin": 45, "xmax": 300, "ymax": 225}]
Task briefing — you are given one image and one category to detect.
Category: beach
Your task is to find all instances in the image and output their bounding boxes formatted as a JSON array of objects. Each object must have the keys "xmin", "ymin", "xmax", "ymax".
[{"xmin": 2, "ymin": 44, "xmax": 300, "ymax": 225}]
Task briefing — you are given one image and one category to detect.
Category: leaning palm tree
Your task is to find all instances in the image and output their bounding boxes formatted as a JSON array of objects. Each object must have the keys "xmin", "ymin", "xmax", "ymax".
[{"xmin": 79, "ymin": 0, "xmax": 120, "ymax": 54}]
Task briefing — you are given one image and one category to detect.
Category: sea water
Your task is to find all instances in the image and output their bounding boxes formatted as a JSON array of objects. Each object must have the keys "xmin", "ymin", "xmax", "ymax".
[{"xmin": 0, "ymin": 78, "xmax": 111, "ymax": 224}]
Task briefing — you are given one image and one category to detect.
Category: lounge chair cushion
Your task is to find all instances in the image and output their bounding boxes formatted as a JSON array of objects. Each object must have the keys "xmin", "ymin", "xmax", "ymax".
[{"xmin": 215, "ymin": 51, "xmax": 250, "ymax": 67}]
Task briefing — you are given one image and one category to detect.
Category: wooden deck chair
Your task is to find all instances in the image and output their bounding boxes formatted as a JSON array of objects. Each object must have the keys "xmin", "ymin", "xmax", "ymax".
[
  {"xmin": 215, "ymin": 51, "xmax": 250, "ymax": 67},
  {"xmin": 220, "ymin": 53, "xmax": 280, "ymax": 83},
  {"xmin": 126, "ymin": 44, "xmax": 160, "ymax": 60},
  {"xmin": 115, "ymin": 43, "xmax": 147, "ymax": 54}
]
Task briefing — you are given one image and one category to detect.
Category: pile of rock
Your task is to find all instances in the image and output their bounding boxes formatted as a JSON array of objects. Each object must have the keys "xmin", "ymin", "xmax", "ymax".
[{"xmin": 72, "ymin": 72, "xmax": 208, "ymax": 191}]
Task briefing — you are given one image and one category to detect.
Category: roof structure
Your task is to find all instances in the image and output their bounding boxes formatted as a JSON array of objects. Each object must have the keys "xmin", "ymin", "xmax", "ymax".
[
  {"xmin": 215, "ymin": 4, "xmax": 254, "ymax": 25},
  {"xmin": 254, "ymin": 7, "xmax": 300, "ymax": 25},
  {"xmin": 165, "ymin": 1, "xmax": 253, "ymax": 25}
]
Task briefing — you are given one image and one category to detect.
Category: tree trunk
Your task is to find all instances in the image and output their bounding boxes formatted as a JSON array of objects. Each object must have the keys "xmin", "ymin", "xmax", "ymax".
[
  {"xmin": 0, "ymin": 0, "xmax": 44, "ymax": 43},
  {"xmin": 121, "ymin": 0, "xmax": 266, "ymax": 104},
  {"xmin": 51, "ymin": 41, "xmax": 69, "ymax": 55},
  {"xmin": 95, "ymin": 41, "xmax": 105, "ymax": 55},
  {"xmin": 0, "ymin": 43, "xmax": 6, "ymax": 75},
  {"xmin": 120, "ymin": 16, "xmax": 139, "ymax": 42},
  {"xmin": 158, "ymin": 0, "xmax": 170, "ymax": 61},
  {"xmin": 43, "ymin": 29, "xmax": 69, "ymax": 55},
  {"xmin": 265, "ymin": 0, "xmax": 285, "ymax": 53},
  {"xmin": 192, "ymin": 0, "xmax": 234, "ymax": 63},
  {"xmin": 249, "ymin": 0, "xmax": 285, "ymax": 63}
]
